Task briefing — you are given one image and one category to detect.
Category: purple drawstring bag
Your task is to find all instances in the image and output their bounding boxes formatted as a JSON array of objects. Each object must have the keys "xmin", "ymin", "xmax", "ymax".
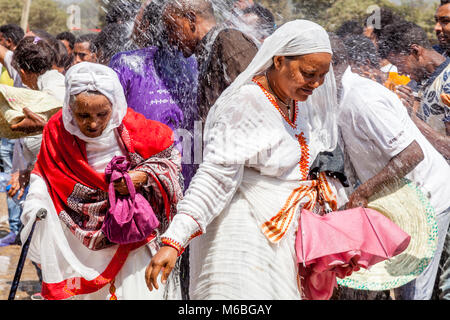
[{"xmin": 102, "ymin": 155, "xmax": 160, "ymax": 244}]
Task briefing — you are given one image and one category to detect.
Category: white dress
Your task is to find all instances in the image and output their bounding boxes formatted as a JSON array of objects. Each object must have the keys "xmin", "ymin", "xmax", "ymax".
[
  {"xmin": 162, "ymin": 81, "xmax": 347, "ymax": 300},
  {"xmin": 21, "ymin": 130, "xmax": 181, "ymax": 300}
]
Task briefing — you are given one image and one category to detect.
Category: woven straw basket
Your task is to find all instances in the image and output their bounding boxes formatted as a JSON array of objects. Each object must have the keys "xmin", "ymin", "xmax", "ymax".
[
  {"xmin": 337, "ymin": 179, "xmax": 438, "ymax": 291},
  {"xmin": 0, "ymin": 84, "xmax": 62, "ymax": 139}
]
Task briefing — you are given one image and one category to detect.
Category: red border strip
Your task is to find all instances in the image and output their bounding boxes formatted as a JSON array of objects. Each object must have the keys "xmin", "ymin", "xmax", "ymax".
[{"xmin": 41, "ymin": 234, "xmax": 155, "ymax": 300}]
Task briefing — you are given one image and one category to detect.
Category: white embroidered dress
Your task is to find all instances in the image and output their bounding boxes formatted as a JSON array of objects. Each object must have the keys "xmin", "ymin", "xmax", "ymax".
[{"xmin": 162, "ymin": 79, "xmax": 347, "ymax": 299}]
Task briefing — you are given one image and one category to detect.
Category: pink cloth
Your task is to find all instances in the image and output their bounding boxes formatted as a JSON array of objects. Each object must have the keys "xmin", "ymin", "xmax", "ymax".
[{"xmin": 295, "ymin": 207, "xmax": 411, "ymax": 300}]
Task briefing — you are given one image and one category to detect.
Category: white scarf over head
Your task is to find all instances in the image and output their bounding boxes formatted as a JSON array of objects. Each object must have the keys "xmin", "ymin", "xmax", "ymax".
[
  {"xmin": 62, "ymin": 62, "xmax": 128, "ymax": 172},
  {"xmin": 62, "ymin": 62, "xmax": 128, "ymax": 143},
  {"xmin": 206, "ymin": 19, "xmax": 338, "ymax": 154}
]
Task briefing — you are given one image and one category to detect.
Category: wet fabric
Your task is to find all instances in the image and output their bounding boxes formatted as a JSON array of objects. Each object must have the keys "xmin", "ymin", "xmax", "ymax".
[
  {"xmin": 22, "ymin": 108, "xmax": 183, "ymax": 299},
  {"xmin": 160, "ymin": 20, "xmax": 342, "ymax": 300},
  {"xmin": 194, "ymin": 27, "xmax": 258, "ymax": 122},
  {"xmin": 110, "ymin": 47, "xmax": 197, "ymax": 131},
  {"xmin": 109, "ymin": 46, "xmax": 198, "ymax": 188},
  {"xmin": 32, "ymin": 109, "xmax": 179, "ymax": 250},
  {"xmin": 339, "ymin": 68, "xmax": 450, "ymax": 214},
  {"xmin": 417, "ymin": 58, "xmax": 450, "ymax": 135}
]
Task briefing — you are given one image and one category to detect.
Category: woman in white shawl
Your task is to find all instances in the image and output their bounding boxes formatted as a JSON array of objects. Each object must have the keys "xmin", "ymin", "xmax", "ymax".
[
  {"xmin": 146, "ymin": 20, "xmax": 348, "ymax": 299},
  {"xmin": 20, "ymin": 62, "xmax": 184, "ymax": 300}
]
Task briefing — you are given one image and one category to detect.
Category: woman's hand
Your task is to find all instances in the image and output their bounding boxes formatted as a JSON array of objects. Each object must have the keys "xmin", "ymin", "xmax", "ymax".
[
  {"xmin": 145, "ymin": 246, "xmax": 178, "ymax": 291},
  {"xmin": 113, "ymin": 170, "xmax": 148, "ymax": 195},
  {"xmin": 15, "ymin": 170, "xmax": 30, "ymax": 201},
  {"xmin": 7, "ymin": 171, "xmax": 20, "ymax": 198}
]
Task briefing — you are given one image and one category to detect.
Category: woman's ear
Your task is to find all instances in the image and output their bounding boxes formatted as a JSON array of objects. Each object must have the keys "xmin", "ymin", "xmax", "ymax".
[{"xmin": 273, "ymin": 56, "xmax": 285, "ymax": 70}]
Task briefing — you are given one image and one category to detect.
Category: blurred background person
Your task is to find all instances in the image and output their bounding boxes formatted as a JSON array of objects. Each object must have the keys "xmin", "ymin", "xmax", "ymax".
[
  {"xmin": 240, "ymin": 2, "xmax": 276, "ymax": 45},
  {"xmin": 56, "ymin": 31, "xmax": 76, "ymax": 57},
  {"xmin": 94, "ymin": 23, "xmax": 137, "ymax": 66},
  {"xmin": 434, "ymin": 0, "xmax": 450, "ymax": 58},
  {"xmin": 73, "ymin": 34, "xmax": 98, "ymax": 65}
]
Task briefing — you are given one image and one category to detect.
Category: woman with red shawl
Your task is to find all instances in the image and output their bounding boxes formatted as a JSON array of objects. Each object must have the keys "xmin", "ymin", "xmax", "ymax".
[{"xmin": 19, "ymin": 62, "xmax": 184, "ymax": 300}]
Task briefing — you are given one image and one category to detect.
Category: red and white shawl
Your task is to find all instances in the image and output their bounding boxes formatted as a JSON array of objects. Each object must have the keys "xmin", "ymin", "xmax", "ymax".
[{"xmin": 30, "ymin": 108, "xmax": 183, "ymax": 299}]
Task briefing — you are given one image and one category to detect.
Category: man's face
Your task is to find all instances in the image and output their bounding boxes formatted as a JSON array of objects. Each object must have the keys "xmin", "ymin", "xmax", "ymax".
[
  {"xmin": 435, "ymin": 4, "xmax": 450, "ymax": 50},
  {"xmin": 73, "ymin": 42, "xmax": 97, "ymax": 65},
  {"xmin": 387, "ymin": 52, "xmax": 424, "ymax": 83},
  {"xmin": 0, "ymin": 33, "xmax": 13, "ymax": 50},
  {"xmin": 163, "ymin": 10, "xmax": 197, "ymax": 57}
]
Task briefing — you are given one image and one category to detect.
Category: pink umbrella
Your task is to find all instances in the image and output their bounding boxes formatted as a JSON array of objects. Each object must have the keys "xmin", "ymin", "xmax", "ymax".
[{"xmin": 295, "ymin": 207, "xmax": 411, "ymax": 300}]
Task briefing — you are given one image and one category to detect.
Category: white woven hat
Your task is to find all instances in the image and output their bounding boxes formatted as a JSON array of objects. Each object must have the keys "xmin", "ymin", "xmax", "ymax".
[{"xmin": 337, "ymin": 179, "xmax": 438, "ymax": 291}]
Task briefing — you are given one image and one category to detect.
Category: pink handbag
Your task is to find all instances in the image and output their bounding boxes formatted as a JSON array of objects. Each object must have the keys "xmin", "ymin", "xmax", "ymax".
[{"xmin": 101, "ymin": 156, "xmax": 160, "ymax": 244}]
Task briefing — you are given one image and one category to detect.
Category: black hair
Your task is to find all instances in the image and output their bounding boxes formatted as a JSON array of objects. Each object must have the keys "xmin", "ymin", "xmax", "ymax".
[
  {"xmin": 31, "ymin": 30, "xmax": 72, "ymax": 71},
  {"xmin": 141, "ymin": 0, "xmax": 167, "ymax": 47},
  {"xmin": 105, "ymin": 0, "xmax": 141, "ymax": 24},
  {"xmin": 378, "ymin": 21, "xmax": 431, "ymax": 58},
  {"xmin": 93, "ymin": 23, "xmax": 134, "ymax": 64},
  {"xmin": 12, "ymin": 36, "xmax": 55, "ymax": 74},
  {"xmin": 442, "ymin": 0, "xmax": 450, "ymax": 5},
  {"xmin": 56, "ymin": 31, "xmax": 76, "ymax": 50},
  {"xmin": 165, "ymin": 0, "xmax": 215, "ymax": 21},
  {"xmin": 363, "ymin": 7, "xmax": 403, "ymax": 40},
  {"xmin": 329, "ymin": 33, "xmax": 349, "ymax": 67},
  {"xmin": 52, "ymin": 39, "xmax": 72, "ymax": 71},
  {"xmin": 242, "ymin": 3, "xmax": 276, "ymax": 35},
  {"xmin": 75, "ymin": 33, "xmax": 98, "ymax": 53},
  {"xmin": 343, "ymin": 34, "xmax": 380, "ymax": 68},
  {"xmin": 31, "ymin": 29, "xmax": 54, "ymax": 42},
  {"xmin": 0, "ymin": 24, "xmax": 24, "ymax": 46},
  {"xmin": 336, "ymin": 20, "xmax": 363, "ymax": 39}
]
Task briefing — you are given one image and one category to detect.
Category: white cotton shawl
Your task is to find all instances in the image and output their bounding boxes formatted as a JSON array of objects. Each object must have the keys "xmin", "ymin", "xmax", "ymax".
[{"xmin": 205, "ymin": 20, "xmax": 338, "ymax": 157}]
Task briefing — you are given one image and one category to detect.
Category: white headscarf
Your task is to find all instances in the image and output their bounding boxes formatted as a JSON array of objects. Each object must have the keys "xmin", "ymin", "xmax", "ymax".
[
  {"xmin": 207, "ymin": 19, "xmax": 338, "ymax": 153},
  {"xmin": 62, "ymin": 62, "xmax": 128, "ymax": 143}
]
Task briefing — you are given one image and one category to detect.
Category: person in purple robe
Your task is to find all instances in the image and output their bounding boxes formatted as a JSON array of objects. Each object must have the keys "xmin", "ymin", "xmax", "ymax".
[{"xmin": 109, "ymin": 0, "xmax": 198, "ymax": 191}]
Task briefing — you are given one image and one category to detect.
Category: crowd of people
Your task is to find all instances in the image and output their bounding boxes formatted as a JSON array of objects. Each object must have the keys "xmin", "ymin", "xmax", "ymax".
[{"xmin": 0, "ymin": 0, "xmax": 448, "ymax": 301}]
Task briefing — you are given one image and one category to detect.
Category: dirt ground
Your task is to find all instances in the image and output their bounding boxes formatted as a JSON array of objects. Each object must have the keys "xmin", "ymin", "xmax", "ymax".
[{"xmin": 0, "ymin": 192, "xmax": 40, "ymax": 300}]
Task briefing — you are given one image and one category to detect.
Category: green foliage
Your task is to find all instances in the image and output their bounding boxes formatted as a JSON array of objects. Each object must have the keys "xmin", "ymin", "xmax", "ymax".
[
  {"xmin": 76, "ymin": 0, "xmax": 103, "ymax": 32},
  {"xmin": 0, "ymin": 0, "xmax": 441, "ymax": 40},
  {"xmin": 0, "ymin": 0, "xmax": 26, "ymax": 26},
  {"xmin": 396, "ymin": 0, "xmax": 439, "ymax": 41},
  {"xmin": 323, "ymin": 0, "xmax": 396, "ymax": 30},
  {"xmin": 259, "ymin": 0, "xmax": 439, "ymax": 41},
  {"xmin": 0, "ymin": 0, "xmax": 68, "ymax": 34},
  {"xmin": 29, "ymin": 0, "xmax": 69, "ymax": 34}
]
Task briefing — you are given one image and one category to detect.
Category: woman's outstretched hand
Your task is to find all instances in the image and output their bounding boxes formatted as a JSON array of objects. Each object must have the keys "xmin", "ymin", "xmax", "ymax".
[
  {"xmin": 114, "ymin": 170, "xmax": 148, "ymax": 195},
  {"xmin": 145, "ymin": 246, "xmax": 178, "ymax": 291}
]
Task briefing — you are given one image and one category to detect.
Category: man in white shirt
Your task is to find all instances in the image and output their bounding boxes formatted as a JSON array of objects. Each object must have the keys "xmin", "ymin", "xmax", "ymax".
[{"xmin": 332, "ymin": 34, "xmax": 450, "ymax": 300}]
